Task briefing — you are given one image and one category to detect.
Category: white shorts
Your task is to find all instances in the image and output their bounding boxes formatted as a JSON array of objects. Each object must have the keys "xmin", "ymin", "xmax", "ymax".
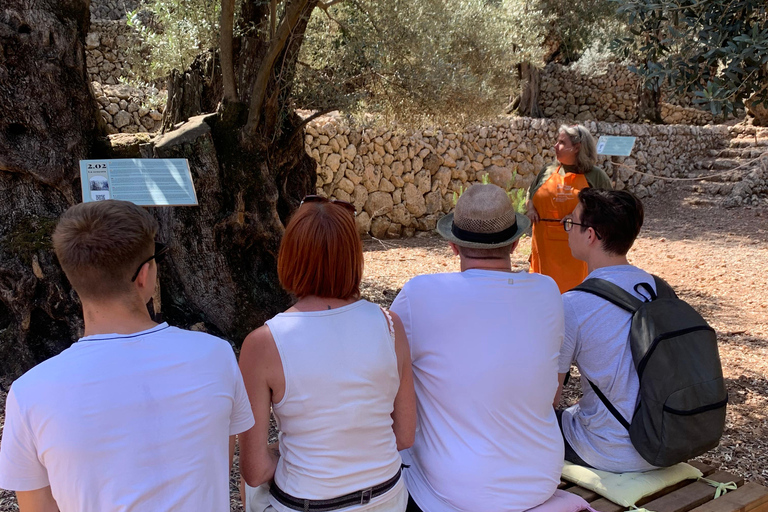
[{"xmin": 245, "ymin": 479, "xmax": 408, "ymax": 512}]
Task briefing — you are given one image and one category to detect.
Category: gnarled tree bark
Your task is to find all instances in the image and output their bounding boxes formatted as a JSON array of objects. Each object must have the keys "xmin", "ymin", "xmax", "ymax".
[
  {"xmin": 510, "ymin": 62, "xmax": 543, "ymax": 118},
  {"xmin": 0, "ymin": 0, "xmax": 103, "ymax": 381},
  {"xmin": 1, "ymin": 0, "xmax": 321, "ymax": 382},
  {"xmin": 150, "ymin": 0, "xmax": 319, "ymax": 341},
  {"xmin": 636, "ymin": 81, "xmax": 663, "ymax": 124}
]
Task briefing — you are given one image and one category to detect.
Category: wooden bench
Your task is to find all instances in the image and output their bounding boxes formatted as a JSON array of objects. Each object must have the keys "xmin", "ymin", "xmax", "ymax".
[{"xmin": 559, "ymin": 461, "xmax": 768, "ymax": 512}]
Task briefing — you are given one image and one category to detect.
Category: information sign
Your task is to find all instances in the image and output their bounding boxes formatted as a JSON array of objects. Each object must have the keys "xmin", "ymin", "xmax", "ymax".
[
  {"xmin": 80, "ymin": 159, "xmax": 198, "ymax": 206},
  {"xmin": 596, "ymin": 136, "xmax": 637, "ymax": 157}
]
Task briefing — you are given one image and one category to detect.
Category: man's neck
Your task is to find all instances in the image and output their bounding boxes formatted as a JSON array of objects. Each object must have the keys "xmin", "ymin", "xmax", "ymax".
[
  {"xmin": 586, "ymin": 252, "xmax": 631, "ymax": 274},
  {"xmin": 82, "ymin": 298, "xmax": 158, "ymax": 337},
  {"xmin": 460, "ymin": 257, "xmax": 513, "ymax": 273}
]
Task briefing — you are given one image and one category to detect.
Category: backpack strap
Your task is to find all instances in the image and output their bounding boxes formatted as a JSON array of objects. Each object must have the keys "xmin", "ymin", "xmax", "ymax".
[
  {"xmin": 652, "ymin": 275, "xmax": 678, "ymax": 299},
  {"xmin": 587, "ymin": 379, "xmax": 631, "ymax": 431},
  {"xmin": 570, "ymin": 278, "xmax": 645, "ymax": 313}
]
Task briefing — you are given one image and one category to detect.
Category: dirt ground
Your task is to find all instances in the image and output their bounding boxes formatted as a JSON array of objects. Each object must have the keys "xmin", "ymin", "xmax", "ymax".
[{"xmin": 1, "ymin": 186, "xmax": 766, "ymax": 510}]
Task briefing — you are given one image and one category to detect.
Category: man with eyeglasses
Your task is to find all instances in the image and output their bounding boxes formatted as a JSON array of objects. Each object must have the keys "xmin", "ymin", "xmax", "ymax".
[
  {"xmin": 553, "ymin": 188, "xmax": 657, "ymax": 472},
  {"xmin": 0, "ymin": 200, "xmax": 255, "ymax": 512}
]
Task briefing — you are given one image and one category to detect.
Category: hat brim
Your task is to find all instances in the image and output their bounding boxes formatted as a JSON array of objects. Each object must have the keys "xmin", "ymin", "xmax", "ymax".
[{"xmin": 436, "ymin": 212, "xmax": 531, "ymax": 249}]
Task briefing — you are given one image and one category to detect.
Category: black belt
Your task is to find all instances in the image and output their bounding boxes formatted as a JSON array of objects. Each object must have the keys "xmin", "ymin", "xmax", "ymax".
[{"xmin": 269, "ymin": 468, "xmax": 402, "ymax": 512}]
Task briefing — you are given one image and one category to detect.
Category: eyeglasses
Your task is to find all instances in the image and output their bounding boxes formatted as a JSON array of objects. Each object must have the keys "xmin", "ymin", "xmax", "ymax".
[
  {"xmin": 131, "ymin": 242, "xmax": 169, "ymax": 282},
  {"xmin": 563, "ymin": 218, "xmax": 602, "ymax": 240},
  {"xmin": 300, "ymin": 195, "xmax": 356, "ymax": 216}
]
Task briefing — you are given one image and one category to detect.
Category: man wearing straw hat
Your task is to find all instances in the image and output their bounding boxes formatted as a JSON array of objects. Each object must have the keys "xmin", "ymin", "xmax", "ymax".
[{"xmin": 390, "ymin": 184, "xmax": 565, "ymax": 512}]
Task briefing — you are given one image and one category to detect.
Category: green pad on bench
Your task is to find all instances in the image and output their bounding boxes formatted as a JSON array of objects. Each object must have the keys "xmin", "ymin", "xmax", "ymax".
[{"xmin": 561, "ymin": 462, "xmax": 703, "ymax": 507}]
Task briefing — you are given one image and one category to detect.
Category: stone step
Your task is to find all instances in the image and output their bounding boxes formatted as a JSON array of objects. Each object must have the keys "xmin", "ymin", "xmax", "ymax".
[
  {"xmin": 729, "ymin": 138, "xmax": 768, "ymax": 148},
  {"xmin": 693, "ymin": 158, "xmax": 743, "ymax": 171},
  {"xmin": 709, "ymin": 148, "xmax": 767, "ymax": 158},
  {"xmin": 692, "ymin": 182, "xmax": 735, "ymax": 195},
  {"xmin": 729, "ymin": 126, "xmax": 768, "ymax": 137}
]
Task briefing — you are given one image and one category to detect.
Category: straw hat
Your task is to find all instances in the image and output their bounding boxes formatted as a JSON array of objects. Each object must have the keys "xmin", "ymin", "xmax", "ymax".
[{"xmin": 436, "ymin": 184, "xmax": 530, "ymax": 249}]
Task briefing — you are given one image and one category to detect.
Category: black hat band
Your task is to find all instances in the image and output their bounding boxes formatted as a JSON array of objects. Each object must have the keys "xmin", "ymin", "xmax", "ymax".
[{"xmin": 451, "ymin": 218, "xmax": 518, "ymax": 244}]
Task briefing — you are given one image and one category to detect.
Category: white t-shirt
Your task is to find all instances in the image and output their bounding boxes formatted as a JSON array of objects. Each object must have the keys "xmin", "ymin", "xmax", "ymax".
[
  {"xmin": 391, "ymin": 270, "xmax": 564, "ymax": 512},
  {"xmin": 559, "ymin": 265, "xmax": 657, "ymax": 472},
  {"xmin": 0, "ymin": 323, "xmax": 255, "ymax": 512}
]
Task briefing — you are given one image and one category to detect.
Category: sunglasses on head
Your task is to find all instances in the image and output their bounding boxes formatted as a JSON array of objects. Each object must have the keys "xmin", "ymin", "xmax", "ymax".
[
  {"xmin": 300, "ymin": 195, "xmax": 356, "ymax": 215},
  {"xmin": 131, "ymin": 242, "xmax": 169, "ymax": 282}
]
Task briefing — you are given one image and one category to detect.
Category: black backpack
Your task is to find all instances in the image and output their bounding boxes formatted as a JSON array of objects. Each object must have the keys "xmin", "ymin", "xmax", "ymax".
[{"xmin": 572, "ymin": 275, "xmax": 728, "ymax": 467}]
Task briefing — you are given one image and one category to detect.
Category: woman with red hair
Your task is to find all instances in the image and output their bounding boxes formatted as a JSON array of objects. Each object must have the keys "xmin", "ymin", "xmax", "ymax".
[{"xmin": 239, "ymin": 196, "xmax": 416, "ymax": 512}]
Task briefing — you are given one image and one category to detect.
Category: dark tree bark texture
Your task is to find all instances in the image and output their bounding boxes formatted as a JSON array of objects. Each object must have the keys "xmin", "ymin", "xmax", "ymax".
[
  {"xmin": 148, "ymin": 0, "xmax": 319, "ymax": 342},
  {"xmin": 0, "ymin": 0, "xmax": 103, "ymax": 381},
  {"xmin": 0, "ymin": 0, "xmax": 320, "ymax": 382},
  {"xmin": 511, "ymin": 62, "xmax": 543, "ymax": 118},
  {"xmin": 636, "ymin": 82, "xmax": 664, "ymax": 124}
]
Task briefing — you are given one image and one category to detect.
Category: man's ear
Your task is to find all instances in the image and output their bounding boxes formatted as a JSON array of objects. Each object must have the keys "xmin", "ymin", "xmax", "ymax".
[
  {"xmin": 588, "ymin": 228, "xmax": 601, "ymax": 246},
  {"xmin": 449, "ymin": 242, "xmax": 460, "ymax": 256},
  {"xmin": 509, "ymin": 240, "xmax": 519, "ymax": 254},
  {"xmin": 133, "ymin": 261, "xmax": 152, "ymax": 291}
]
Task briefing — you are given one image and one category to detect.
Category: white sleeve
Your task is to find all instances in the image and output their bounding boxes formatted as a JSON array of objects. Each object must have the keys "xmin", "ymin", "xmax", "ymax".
[
  {"xmin": 0, "ymin": 387, "xmax": 50, "ymax": 491},
  {"xmin": 390, "ymin": 285, "xmax": 414, "ymax": 357},
  {"xmin": 558, "ymin": 293, "xmax": 580, "ymax": 374},
  {"xmin": 228, "ymin": 350, "xmax": 256, "ymax": 436}
]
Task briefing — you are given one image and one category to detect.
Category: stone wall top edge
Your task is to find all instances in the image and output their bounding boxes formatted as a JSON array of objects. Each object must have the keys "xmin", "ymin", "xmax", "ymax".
[{"xmin": 305, "ymin": 114, "xmax": 731, "ymax": 138}]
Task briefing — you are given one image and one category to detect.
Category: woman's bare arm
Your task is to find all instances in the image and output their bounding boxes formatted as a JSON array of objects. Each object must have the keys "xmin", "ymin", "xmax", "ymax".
[{"xmin": 238, "ymin": 326, "xmax": 282, "ymax": 487}]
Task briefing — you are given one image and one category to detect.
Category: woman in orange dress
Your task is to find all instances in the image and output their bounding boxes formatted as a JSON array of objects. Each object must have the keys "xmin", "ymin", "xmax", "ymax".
[{"xmin": 526, "ymin": 124, "xmax": 612, "ymax": 293}]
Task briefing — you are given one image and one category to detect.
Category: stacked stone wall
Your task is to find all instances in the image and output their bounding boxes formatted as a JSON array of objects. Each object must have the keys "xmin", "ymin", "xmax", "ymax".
[
  {"xmin": 305, "ymin": 115, "xmax": 730, "ymax": 237},
  {"xmin": 85, "ymin": 20, "xmax": 165, "ymax": 133},
  {"xmin": 85, "ymin": 20, "xmax": 137, "ymax": 86},
  {"xmin": 90, "ymin": 0, "xmax": 140, "ymax": 20},
  {"xmin": 92, "ymin": 83, "xmax": 165, "ymax": 134},
  {"xmin": 539, "ymin": 62, "xmax": 713, "ymax": 126}
]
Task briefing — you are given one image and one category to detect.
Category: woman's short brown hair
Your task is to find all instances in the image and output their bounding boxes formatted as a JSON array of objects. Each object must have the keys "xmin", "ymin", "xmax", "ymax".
[
  {"xmin": 278, "ymin": 202, "xmax": 363, "ymax": 300},
  {"xmin": 53, "ymin": 200, "xmax": 158, "ymax": 300}
]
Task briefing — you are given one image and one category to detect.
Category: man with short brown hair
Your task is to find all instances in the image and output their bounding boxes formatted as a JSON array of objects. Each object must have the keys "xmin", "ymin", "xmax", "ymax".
[{"xmin": 0, "ymin": 200, "xmax": 254, "ymax": 512}]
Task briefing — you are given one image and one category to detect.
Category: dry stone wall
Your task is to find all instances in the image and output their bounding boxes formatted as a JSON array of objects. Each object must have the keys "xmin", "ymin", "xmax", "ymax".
[
  {"xmin": 85, "ymin": 20, "xmax": 137, "ymax": 86},
  {"xmin": 92, "ymin": 83, "xmax": 165, "ymax": 134},
  {"xmin": 540, "ymin": 62, "xmax": 713, "ymax": 126},
  {"xmin": 305, "ymin": 115, "xmax": 730, "ymax": 238},
  {"xmin": 86, "ymin": 0, "xmax": 164, "ymax": 134},
  {"xmin": 90, "ymin": 0, "xmax": 139, "ymax": 20},
  {"xmin": 85, "ymin": 21, "xmax": 165, "ymax": 133}
]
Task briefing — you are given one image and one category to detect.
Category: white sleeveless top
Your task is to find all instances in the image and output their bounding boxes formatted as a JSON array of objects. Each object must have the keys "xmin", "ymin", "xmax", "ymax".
[{"xmin": 266, "ymin": 300, "xmax": 403, "ymax": 509}]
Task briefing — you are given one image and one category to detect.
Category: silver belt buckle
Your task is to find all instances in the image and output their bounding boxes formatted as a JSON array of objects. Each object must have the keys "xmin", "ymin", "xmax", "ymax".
[{"xmin": 360, "ymin": 488, "xmax": 373, "ymax": 505}]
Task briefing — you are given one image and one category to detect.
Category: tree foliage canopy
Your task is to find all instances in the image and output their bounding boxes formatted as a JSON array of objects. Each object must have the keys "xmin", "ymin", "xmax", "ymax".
[
  {"xmin": 293, "ymin": 0, "xmax": 551, "ymax": 123},
  {"xmin": 129, "ymin": 0, "xmax": 556, "ymax": 124},
  {"xmin": 127, "ymin": 0, "xmax": 221, "ymax": 78},
  {"xmin": 613, "ymin": 0, "xmax": 768, "ymax": 117}
]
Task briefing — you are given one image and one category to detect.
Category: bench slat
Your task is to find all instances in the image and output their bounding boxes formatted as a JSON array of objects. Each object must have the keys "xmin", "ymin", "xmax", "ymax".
[
  {"xmin": 688, "ymin": 483, "xmax": 768, "ymax": 512},
  {"xmin": 640, "ymin": 471, "xmax": 745, "ymax": 512},
  {"xmin": 689, "ymin": 461, "xmax": 717, "ymax": 477},
  {"xmin": 588, "ymin": 497, "xmax": 625, "ymax": 512},
  {"xmin": 566, "ymin": 485, "xmax": 599, "ymax": 502}
]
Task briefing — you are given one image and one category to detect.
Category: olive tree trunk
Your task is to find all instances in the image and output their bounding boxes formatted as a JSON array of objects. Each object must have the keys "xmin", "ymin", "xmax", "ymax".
[
  {"xmin": 0, "ymin": 0, "xmax": 104, "ymax": 381},
  {"xmin": 0, "ymin": 0, "xmax": 320, "ymax": 382},
  {"xmin": 508, "ymin": 62, "xmax": 543, "ymax": 117}
]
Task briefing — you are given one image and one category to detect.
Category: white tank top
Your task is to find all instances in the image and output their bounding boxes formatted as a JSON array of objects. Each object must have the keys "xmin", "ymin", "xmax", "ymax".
[{"xmin": 266, "ymin": 300, "xmax": 402, "ymax": 506}]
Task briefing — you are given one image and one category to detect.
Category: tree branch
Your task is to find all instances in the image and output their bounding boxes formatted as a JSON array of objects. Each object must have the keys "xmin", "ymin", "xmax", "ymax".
[
  {"xmin": 317, "ymin": 0, "xmax": 344, "ymax": 11},
  {"xmin": 271, "ymin": 0, "xmax": 277, "ymax": 39},
  {"xmin": 245, "ymin": 0, "xmax": 313, "ymax": 136},
  {"xmin": 220, "ymin": 0, "xmax": 237, "ymax": 102}
]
